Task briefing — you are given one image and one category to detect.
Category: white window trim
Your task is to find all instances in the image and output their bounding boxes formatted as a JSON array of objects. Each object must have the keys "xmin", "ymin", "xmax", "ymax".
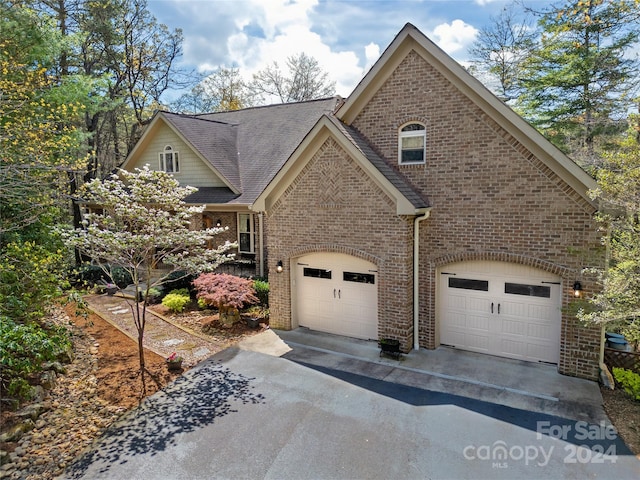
[
  {"xmin": 398, "ymin": 123, "xmax": 426, "ymax": 165},
  {"xmin": 159, "ymin": 145, "xmax": 180, "ymax": 173},
  {"xmin": 238, "ymin": 213, "xmax": 255, "ymax": 254}
]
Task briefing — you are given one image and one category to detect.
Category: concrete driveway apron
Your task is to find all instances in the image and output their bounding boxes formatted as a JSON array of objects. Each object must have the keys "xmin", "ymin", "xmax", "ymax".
[{"xmin": 62, "ymin": 329, "xmax": 640, "ymax": 480}]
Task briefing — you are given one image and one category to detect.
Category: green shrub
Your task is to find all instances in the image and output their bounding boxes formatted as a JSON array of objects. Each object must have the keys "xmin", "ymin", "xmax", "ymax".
[
  {"xmin": 253, "ymin": 279, "xmax": 269, "ymax": 306},
  {"xmin": 146, "ymin": 287, "xmax": 163, "ymax": 305},
  {"xmin": 161, "ymin": 271, "xmax": 195, "ymax": 296},
  {"xmin": 0, "ymin": 240, "xmax": 65, "ymax": 323},
  {"xmin": 70, "ymin": 264, "xmax": 133, "ymax": 289},
  {"xmin": 613, "ymin": 367, "xmax": 640, "ymax": 401},
  {"xmin": 161, "ymin": 289, "xmax": 191, "ymax": 313},
  {"xmin": 0, "ymin": 316, "xmax": 71, "ymax": 399},
  {"xmin": 111, "ymin": 267, "xmax": 133, "ymax": 288}
]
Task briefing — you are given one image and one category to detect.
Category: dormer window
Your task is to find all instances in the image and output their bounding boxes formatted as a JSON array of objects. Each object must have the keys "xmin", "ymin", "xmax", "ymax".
[
  {"xmin": 398, "ymin": 123, "xmax": 426, "ymax": 165},
  {"xmin": 159, "ymin": 145, "xmax": 179, "ymax": 173}
]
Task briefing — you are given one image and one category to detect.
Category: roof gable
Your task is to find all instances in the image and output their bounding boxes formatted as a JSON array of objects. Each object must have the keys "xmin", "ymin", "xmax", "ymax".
[
  {"xmin": 336, "ymin": 23, "xmax": 596, "ymax": 204},
  {"xmin": 252, "ymin": 115, "xmax": 429, "ymax": 215},
  {"xmin": 162, "ymin": 113, "xmax": 241, "ymax": 190},
  {"xmin": 199, "ymin": 98, "xmax": 340, "ymax": 204},
  {"xmin": 122, "ymin": 98, "xmax": 340, "ymax": 206},
  {"xmin": 122, "ymin": 113, "xmax": 241, "ymax": 193}
]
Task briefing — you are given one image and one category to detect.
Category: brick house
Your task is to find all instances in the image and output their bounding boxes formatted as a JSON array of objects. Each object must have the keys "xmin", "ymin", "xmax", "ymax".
[{"xmin": 123, "ymin": 24, "xmax": 603, "ymax": 380}]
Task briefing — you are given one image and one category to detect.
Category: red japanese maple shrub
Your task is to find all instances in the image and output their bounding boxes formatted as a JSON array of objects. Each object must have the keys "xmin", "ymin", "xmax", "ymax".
[{"xmin": 193, "ymin": 273, "xmax": 259, "ymax": 324}]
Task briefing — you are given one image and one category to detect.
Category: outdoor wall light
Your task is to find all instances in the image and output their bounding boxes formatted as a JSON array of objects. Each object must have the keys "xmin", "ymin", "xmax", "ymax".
[
  {"xmin": 573, "ymin": 281, "xmax": 582, "ymax": 298},
  {"xmin": 216, "ymin": 219, "xmax": 222, "ymax": 227},
  {"xmin": 276, "ymin": 260, "xmax": 283, "ymax": 273}
]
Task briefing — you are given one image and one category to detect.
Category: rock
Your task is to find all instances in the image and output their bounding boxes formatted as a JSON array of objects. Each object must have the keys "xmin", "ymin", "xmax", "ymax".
[
  {"xmin": 41, "ymin": 361, "xmax": 66, "ymax": 375},
  {"xmin": 600, "ymin": 362, "xmax": 615, "ymax": 390},
  {"xmin": 39, "ymin": 370, "xmax": 57, "ymax": 390},
  {"xmin": 17, "ymin": 403, "xmax": 48, "ymax": 422},
  {"xmin": 57, "ymin": 345, "xmax": 75, "ymax": 364},
  {"xmin": 28, "ymin": 386, "xmax": 45, "ymax": 402},
  {"xmin": 0, "ymin": 420, "xmax": 34, "ymax": 443},
  {"xmin": 0, "ymin": 451, "xmax": 9, "ymax": 466},
  {"xmin": 0, "ymin": 399, "xmax": 19, "ymax": 412}
]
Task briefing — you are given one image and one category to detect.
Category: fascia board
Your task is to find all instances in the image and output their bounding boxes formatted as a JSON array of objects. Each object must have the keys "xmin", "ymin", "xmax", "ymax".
[
  {"xmin": 200, "ymin": 204, "xmax": 252, "ymax": 212},
  {"xmin": 253, "ymin": 117, "xmax": 418, "ymax": 215}
]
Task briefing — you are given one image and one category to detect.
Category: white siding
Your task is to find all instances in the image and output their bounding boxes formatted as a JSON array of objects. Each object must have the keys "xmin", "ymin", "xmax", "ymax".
[{"xmin": 128, "ymin": 123, "xmax": 227, "ymax": 188}]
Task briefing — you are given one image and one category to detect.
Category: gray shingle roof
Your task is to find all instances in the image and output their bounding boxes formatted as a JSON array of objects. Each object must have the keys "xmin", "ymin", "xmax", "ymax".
[
  {"xmin": 184, "ymin": 187, "xmax": 240, "ymax": 205},
  {"xmin": 202, "ymin": 98, "xmax": 341, "ymax": 204},
  {"xmin": 160, "ymin": 97, "xmax": 428, "ymax": 211}
]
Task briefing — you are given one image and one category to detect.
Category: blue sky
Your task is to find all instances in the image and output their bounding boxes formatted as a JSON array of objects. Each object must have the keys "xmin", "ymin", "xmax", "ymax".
[{"xmin": 147, "ymin": 0, "xmax": 554, "ymax": 100}]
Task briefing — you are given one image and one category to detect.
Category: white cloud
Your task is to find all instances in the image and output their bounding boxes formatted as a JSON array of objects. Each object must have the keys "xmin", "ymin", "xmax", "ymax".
[
  {"xmin": 364, "ymin": 42, "xmax": 381, "ymax": 72},
  {"xmin": 222, "ymin": 0, "xmax": 365, "ymax": 97},
  {"xmin": 149, "ymin": 0, "xmax": 510, "ymax": 101},
  {"xmin": 430, "ymin": 20, "xmax": 479, "ymax": 55}
]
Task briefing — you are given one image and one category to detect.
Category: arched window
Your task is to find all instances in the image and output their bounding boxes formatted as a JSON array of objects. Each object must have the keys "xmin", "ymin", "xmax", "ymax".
[
  {"xmin": 398, "ymin": 123, "xmax": 426, "ymax": 165},
  {"xmin": 159, "ymin": 145, "xmax": 179, "ymax": 173}
]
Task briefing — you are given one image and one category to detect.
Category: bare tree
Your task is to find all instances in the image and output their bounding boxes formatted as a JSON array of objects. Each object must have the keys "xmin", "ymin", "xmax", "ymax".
[
  {"xmin": 468, "ymin": 4, "xmax": 536, "ymax": 101},
  {"xmin": 172, "ymin": 68, "xmax": 253, "ymax": 114},
  {"xmin": 250, "ymin": 52, "xmax": 335, "ymax": 104}
]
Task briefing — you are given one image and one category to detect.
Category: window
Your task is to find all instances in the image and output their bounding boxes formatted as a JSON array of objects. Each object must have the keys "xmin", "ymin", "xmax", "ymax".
[
  {"xmin": 159, "ymin": 145, "xmax": 179, "ymax": 172},
  {"xmin": 448, "ymin": 277, "xmax": 489, "ymax": 291},
  {"xmin": 303, "ymin": 268, "xmax": 332, "ymax": 279},
  {"xmin": 343, "ymin": 272, "xmax": 375, "ymax": 284},
  {"xmin": 504, "ymin": 283, "xmax": 551, "ymax": 298},
  {"xmin": 398, "ymin": 123, "xmax": 426, "ymax": 165},
  {"xmin": 238, "ymin": 213, "xmax": 255, "ymax": 254}
]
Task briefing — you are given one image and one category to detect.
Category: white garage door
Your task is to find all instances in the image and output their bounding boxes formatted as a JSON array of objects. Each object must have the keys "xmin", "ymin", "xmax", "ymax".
[
  {"xmin": 438, "ymin": 261, "xmax": 561, "ymax": 364},
  {"xmin": 295, "ymin": 253, "xmax": 378, "ymax": 340}
]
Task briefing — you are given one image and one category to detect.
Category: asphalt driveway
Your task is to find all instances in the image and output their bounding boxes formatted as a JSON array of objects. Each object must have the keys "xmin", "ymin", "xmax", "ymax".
[{"xmin": 62, "ymin": 331, "xmax": 639, "ymax": 480}]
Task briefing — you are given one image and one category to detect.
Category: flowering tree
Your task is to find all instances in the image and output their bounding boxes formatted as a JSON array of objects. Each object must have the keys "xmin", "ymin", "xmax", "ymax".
[{"xmin": 63, "ymin": 166, "xmax": 234, "ymax": 390}]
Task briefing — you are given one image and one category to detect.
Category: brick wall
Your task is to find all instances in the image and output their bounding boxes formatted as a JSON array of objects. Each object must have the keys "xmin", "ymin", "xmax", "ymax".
[
  {"xmin": 350, "ymin": 50, "xmax": 603, "ymax": 380},
  {"xmin": 203, "ymin": 211, "xmax": 261, "ymax": 277},
  {"xmin": 265, "ymin": 138, "xmax": 415, "ymax": 351}
]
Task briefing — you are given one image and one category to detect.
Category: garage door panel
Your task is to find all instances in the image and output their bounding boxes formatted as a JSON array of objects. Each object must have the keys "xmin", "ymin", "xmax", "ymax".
[
  {"xmin": 439, "ymin": 261, "xmax": 561, "ymax": 364},
  {"xmin": 527, "ymin": 304, "xmax": 554, "ymax": 320},
  {"xmin": 527, "ymin": 323, "xmax": 555, "ymax": 340},
  {"xmin": 467, "ymin": 315, "xmax": 490, "ymax": 332},
  {"xmin": 501, "ymin": 319, "xmax": 527, "ymax": 336},
  {"xmin": 465, "ymin": 334, "xmax": 489, "ymax": 352},
  {"xmin": 526, "ymin": 343, "xmax": 556, "ymax": 363},
  {"xmin": 499, "ymin": 338, "xmax": 525, "ymax": 358},
  {"xmin": 446, "ymin": 312, "xmax": 467, "ymax": 329}
]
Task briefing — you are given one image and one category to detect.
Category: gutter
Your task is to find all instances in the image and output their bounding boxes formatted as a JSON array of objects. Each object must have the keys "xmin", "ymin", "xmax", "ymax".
[{"xmin": 413, "ymin": 208, "xmax": 431, "ymax": 350}]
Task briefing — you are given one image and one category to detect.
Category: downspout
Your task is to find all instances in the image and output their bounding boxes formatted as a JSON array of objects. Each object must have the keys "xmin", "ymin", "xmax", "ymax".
[
  {"xmin": 413, "ymin": 209, "xmax": 431, "ymax": 351},
  {"xmin": 258, "ymin": 211, "xmax": 265, "ymax": 278},
  {"xmin": 599, "ymin": 222, "xmax": 612, "ymax": 367}
]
